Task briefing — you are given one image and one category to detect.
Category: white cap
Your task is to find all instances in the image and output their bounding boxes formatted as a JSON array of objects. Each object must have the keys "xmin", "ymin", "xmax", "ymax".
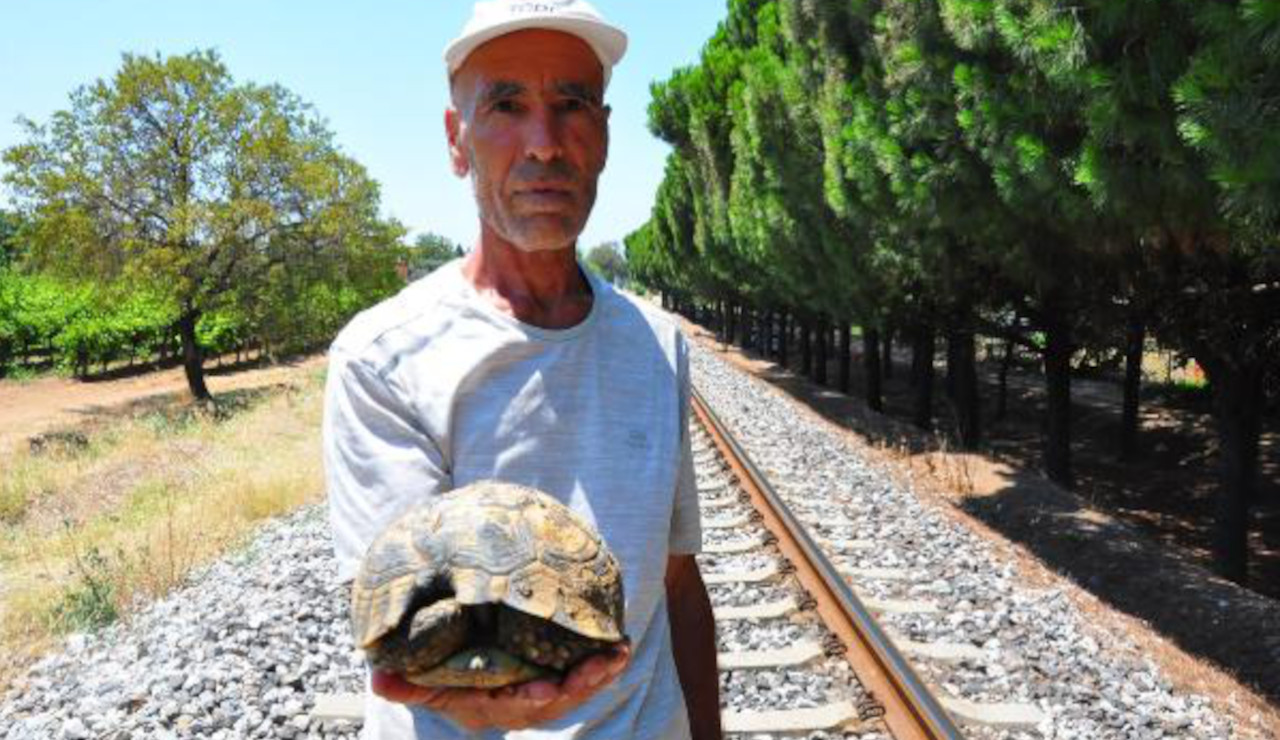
[{"xmin": 445, "ymin": 1, "xmax": 628, "ymax": 88}]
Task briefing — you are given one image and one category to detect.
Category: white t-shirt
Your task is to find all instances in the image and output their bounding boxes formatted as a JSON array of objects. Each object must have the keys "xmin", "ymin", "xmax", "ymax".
[{"xmin": 322, "ymin": 259, "xmax": 702, "ymax": 739}]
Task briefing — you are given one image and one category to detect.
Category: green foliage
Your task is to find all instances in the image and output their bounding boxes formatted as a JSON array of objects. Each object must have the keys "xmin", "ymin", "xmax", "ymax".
[
  {"xmin": 2, "ymin": 50, "xmax": 403, "ymax": 397},
  {"xmin": 1174, "ymin": 2, "xmax": 1280, "ymax": 248},
  {"xmin": 49, "ymin": 546, "xmax": 120, "ymax": 633},
  {"xmin": 0, "ymin": 211, "xmax": 22, "ymax": 271},
  {"xmin": 582, "ymin": 242, "xmax": 629, "ymax": 285},
  {"xmin": 407, "ymin": 232, "xmax": 464, "ymax": 278},
  {"xmin": 632, "ymin": 0, "xmax": 1279, "ymax": 580}
]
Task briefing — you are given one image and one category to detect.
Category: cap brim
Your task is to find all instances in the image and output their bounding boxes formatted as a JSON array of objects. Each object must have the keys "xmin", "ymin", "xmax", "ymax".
[{"xmin": 445, "ymin": 16, "xmax": 627, "ymax": 87}]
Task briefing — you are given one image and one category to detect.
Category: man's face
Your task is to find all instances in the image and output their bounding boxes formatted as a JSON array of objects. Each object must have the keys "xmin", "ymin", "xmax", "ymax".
[{"xmin": 447, "ymin": 30, "xmax": 610, "ymax": 253}]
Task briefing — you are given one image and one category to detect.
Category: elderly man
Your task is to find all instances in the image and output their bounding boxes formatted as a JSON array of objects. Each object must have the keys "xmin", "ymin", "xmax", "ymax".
[{"xmin": 322, "ymin": 1, "xmax": 721, "ymax": 738}]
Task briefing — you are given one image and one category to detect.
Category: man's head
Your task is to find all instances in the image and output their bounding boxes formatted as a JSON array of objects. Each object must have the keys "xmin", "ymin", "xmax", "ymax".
[{"xmin": 444, "ymin": 1, "xmax": 627, "ymax": 254}]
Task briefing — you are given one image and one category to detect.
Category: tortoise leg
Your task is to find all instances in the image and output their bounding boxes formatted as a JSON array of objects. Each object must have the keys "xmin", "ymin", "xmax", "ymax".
[
  {"xmin": 497, "ymin": 607, "xmax": 610, "ymax": 673},
  {"xmin": 372, "ymin": 598, "xmax": 469, "ymax": 679}
]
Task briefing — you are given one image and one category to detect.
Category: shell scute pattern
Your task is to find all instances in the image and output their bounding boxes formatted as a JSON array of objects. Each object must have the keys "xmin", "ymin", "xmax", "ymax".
[
  {"xmin": 350, "ymin": 481, "xmax": 627, "ymax": 687},
  {"xmin": 450, "ymin": 515, "xmax": 533, "ymax": 575}
]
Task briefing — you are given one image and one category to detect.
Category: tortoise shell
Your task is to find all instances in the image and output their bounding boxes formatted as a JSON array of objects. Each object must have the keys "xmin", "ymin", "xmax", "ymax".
[{"xmin": 350, "ymin": 481, "xmax": 626, "ymax": 688}]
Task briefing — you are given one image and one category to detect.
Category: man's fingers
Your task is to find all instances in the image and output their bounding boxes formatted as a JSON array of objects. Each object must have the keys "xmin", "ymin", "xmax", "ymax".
[
  {"xmin": 370, "ymin": 670, "xmax": 446, "ymax": 706},
  {"xmin": 370, "ymin": 646, "xmax": 632, "ymax": 730},
  {"xmin": 512, "ymin": 678, "xmax": 561, "ymax": 705},
  {"xmin": 562, "ymin": 644, "xmax": 631, "ymax": 697}
]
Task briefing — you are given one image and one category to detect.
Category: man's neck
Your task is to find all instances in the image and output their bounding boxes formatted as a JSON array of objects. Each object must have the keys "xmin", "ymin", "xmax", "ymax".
[{"xmin": 462, "ymin": 229, "xmax": 594, "ymax": 330}]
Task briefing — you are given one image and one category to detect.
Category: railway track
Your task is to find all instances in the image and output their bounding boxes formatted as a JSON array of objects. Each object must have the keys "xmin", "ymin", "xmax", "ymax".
[
  {"xmin": 690, "ymin": 385, "xmax": 1060, "ymax": 739},
  {"xmin": 692, "ymin": 388, "xmax": 961, "ymax": 739}
]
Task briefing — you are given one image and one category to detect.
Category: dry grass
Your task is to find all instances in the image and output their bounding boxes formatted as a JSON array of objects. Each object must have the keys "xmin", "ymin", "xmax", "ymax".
[{"xmin": 0, "ymin": 365, "xmax": 327, "ymax": 688}]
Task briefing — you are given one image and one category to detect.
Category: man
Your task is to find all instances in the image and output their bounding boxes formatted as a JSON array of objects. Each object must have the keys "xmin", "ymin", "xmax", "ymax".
[{"xmin": 322, "ymin": 2, "xmax": 722, "ymax": 738}]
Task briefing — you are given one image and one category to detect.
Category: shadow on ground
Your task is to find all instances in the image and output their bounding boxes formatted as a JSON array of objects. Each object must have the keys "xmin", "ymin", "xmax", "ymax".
[{"xmin": 692, "ymin": 329, "xmax": 1280, "ymax": 705}]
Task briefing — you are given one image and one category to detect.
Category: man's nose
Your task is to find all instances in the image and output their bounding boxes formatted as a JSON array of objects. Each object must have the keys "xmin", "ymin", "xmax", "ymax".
[{"xmin": 522, "ymin": 105, "xmax": 564, "ymax": 162}]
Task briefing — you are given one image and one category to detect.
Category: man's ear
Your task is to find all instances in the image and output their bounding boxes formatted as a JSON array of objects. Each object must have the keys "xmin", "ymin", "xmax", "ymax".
[
  {"xmin": 445, "ymin": 107, "xmax": 469, "ymax": 178},
  {"xmin": 602, "ymin": 104, "xmax": 612, "ymax": 161}
]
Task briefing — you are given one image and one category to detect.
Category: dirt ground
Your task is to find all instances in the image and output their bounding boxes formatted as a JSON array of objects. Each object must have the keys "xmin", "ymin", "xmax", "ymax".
[
  {"xmin": 0, "ymin": 355, "xmax": 328, "ymax": 457},
  {"xmin": 674, "ymin": 317, "xmax": 1280, "ymax": 739}
]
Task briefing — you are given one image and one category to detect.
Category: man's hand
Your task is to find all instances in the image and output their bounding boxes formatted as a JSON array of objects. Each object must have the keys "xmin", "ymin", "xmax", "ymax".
[{"xmin": 370, "ymin": 644, "xmax": 630, "ymax": 732}]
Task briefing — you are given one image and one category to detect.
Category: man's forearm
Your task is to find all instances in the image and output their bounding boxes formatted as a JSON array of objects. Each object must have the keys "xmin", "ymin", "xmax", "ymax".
[{"xmin": 667, "ymin": 556, "xmax": 722, "ymax": 740}]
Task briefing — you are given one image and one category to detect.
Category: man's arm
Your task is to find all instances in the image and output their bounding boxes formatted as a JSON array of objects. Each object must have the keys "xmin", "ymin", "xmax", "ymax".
[{"xmin": 666, "ymin": 554, "xmax": 722, "ymax": 740}]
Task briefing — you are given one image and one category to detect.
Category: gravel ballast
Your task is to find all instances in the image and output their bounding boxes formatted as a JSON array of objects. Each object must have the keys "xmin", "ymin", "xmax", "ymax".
[
  {"xmin": 689, "ymin": 343, "xmax": 1241, "ymax": 739},
  {"xmin": 0, "ymin": 336, "xmax": 1255, "ymax": 739}
]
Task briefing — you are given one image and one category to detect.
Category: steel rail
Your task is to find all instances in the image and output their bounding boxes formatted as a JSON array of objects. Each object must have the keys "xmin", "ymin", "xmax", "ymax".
[{"xmin": 692, "ymin": 387, "xmax": 965, "ymax": 740}]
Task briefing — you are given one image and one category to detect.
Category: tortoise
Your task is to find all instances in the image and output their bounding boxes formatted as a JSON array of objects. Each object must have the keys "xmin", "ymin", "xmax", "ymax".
[{"xmin": 350, "ymin": 481, "xmax": 627, "ymax": 689}]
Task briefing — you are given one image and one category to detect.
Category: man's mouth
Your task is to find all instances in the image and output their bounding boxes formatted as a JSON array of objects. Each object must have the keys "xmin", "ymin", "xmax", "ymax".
[
  {"xmin": 514, "ymin": 187, "xmax": 575, "ymax": 207},
  {"xmin": 517, "ymin": 182, "xmax": 573, "ymax": 195}
]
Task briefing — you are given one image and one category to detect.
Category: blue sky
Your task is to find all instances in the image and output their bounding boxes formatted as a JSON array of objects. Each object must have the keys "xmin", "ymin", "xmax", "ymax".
[{"xmin": 0, "ymin": 1, "xmax": 727, "ymax": 252}]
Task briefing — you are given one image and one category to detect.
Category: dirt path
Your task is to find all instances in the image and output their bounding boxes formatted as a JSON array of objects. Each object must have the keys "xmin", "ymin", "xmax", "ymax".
[{"xmin": 0, "ymin": 355, "xmax": 327, "ymax": 456}]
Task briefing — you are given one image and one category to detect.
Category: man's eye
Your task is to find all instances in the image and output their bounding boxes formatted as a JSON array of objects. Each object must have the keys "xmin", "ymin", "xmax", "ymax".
[
  {"xmin": 559, "ymin": 98, "xmax": 598, "ymax": 114},
  {"xmin": 492, "ymin": 100, "xmax": 521, "ymax": 114}
]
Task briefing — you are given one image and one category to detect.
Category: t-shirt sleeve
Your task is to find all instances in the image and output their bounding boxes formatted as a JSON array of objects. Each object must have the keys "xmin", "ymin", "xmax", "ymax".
[
  {"xmin": 668, "ymin": 331, "xmax": 703, "ymax": 555},
  {"xmin": 323, "ymin": 344, "xmax": 452, "ymax": 582}
]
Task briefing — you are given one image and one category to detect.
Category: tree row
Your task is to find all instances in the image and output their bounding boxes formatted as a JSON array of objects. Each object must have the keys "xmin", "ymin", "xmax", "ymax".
[{"xmin": 626, "ymin": 0, "xmax": 1278, "ymax": 583}]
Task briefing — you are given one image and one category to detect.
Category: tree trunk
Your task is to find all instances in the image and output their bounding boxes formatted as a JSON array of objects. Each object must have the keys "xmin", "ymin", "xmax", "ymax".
[
  {"xmin": 912, "ymin": 327, "xmax": 935, "ymax": 430},
  {"xmin": 815, "ymin": 317, "xmax": 829, "ymax": 386},
  {"xmin": 779, "ymin": 313, "xmax": 789, "ymax": 368},
  {"xmin": 1203, "ymin": 357, "xmax": 1262, "ymax": 584},
  {"xmin": 945, "ymin": 332, "xmax": 961, "ymax": 402},
  {"xmin": 177, "ymin": 311, "xmax": 212, "ymax": 402},
  {"xmin": 801, "ymin": 318, "xmax": 812, "ymax": 378},
  {"xmin": 1042, "ymin": 316, "xmax": 1073, "ymax": 487},
  {"xmin": 838, "ymin": 322, "xmax": 852, "ymax": 394},
  {"xmin": 882, "ymin": 327, "xmax": 894, "ymax": 380},
  {"xmin": 909, "ymin": 329, "xmax": 924, "ymax": 388},
  {"xmin": 1119, "ymin": 317, "xmax": 1145, "ymax": 461},
  {"xmin": 766, "ymin": 310, "xmax": 776, "ymax": 359},
  {"xmin": 997, "ymin": 339, "xmax": 1014, "ymax": 420},
  {"xmin": 951, "ymin": 328, "xmax": 980, "ymax": 449},
  {"xmin": 864, "ymin": 326, "xmax": 883, "ymax": 412}
]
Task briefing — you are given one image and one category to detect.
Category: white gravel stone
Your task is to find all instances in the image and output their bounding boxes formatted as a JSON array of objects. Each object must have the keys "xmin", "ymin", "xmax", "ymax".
[
  {"xmin": 0, "ymin": 339, "xmax": 1244, "ymax": 740},
  {"xmin": 0, "ymin": 507, "xmax": 362, "ymax": 740},
  {"xmin": 689, "ymin": 343, "xmax": 1240, "ymax": 739}
]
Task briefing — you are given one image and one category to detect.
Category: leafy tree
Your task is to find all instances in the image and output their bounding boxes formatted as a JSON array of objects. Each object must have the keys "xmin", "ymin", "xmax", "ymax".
[
  {"xmin": 406, "ymin": 232, "xmax": 464, "ymax": 279},
  {"xmin": 649, "ymin": 33, "xmax": 756, "ymax": 321},
  {"xmin": 583, "ymin": 241, "xmax": 628, "ymax": 286},
  {"xmin": 1161, "ymin": 1, "xmax": 1280, "ymax": 581},
  {"xmin": 632, "ymin": 0, "xmax": 1279, "ymax": 584},
  {"xmin": 3, "ymin": 50, "xmax": 399, "ymax": 401},
  {"xmin": 0, "ymin": 210, "xmax": 22, "ymax": 270}
]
